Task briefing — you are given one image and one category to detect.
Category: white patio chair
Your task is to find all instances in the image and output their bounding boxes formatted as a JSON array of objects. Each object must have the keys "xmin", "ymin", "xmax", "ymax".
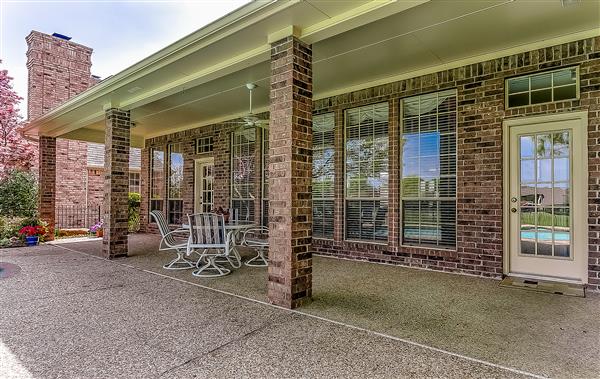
[
  {"xmin": 150, "ymin": 210, "xmax": 195, "ymax": 270},
  {"xmin": 187, "ymin": 213, "xmax": 233, "ymax": 278},
  {"xmin": 242, "ymin": 226, "xmax": 269, "ymax": 267}
]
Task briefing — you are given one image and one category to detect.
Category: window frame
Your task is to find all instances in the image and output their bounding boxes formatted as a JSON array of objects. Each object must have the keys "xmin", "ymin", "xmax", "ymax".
[
  {"xmin": 195, "ymin": 136, "xmax": 213, "ymax": 154},
  {"xmin": 505, "ymin": 66, "xmax": 580, "ymax": 109},
  {"xmin": 149, "ymin": 147, "xmax": 165, "ymax": 221},
  {"xmin": 230, "ymin": 128, "xmax": 256, "ymax": 222},
  {"xmin": 312, "ymin": 112, "xmax": 336, "ymax": 240},
  {"xmin": 129, "ymin": 171, "xmax": 141, "ymax": 194},
  {"xmin": 343, "ymin": 102, "xmax": 390, "ymax": 244},
  {"xmin": 261, "ymin": 128, "xmax": 269, "ymax": 228},
  {"xmin": 167, "ymin": 142, "xmax": 184, "ymax": 225},
  {"xmin": 399, "ymin": 89, "xmax": 458, "ymax": 251}
]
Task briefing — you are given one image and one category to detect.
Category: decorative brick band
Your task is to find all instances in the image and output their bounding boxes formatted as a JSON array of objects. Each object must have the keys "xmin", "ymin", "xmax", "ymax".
[
  {"xmin": 103, "ymin": 108, "xmax": 131, "ymax": 259},
  {"xmin": 267, "ymin": 36, "xmax": 313, "ymax": 309},
  {"xmin": 38, "ymin": 136, "xmax": 56, "ymax": 240}
]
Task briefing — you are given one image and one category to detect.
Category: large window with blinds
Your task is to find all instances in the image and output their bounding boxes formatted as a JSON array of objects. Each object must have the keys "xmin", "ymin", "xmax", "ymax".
[
  {"xmin": 150, "ymin": 148, "xmax": 165, "ymax": 217},
  {"xmin": 167, "ymin": 143, "xmax": 184, "ymax": 224},
  {"xmin": 313, "ymin": 113, "xmax": 335, "ymax": 239},
  {"xmin": 401, "ymin": 89, "xmax": 457, "ymax": 249},
  {"xmin": 345, "ymin": 102, "xmax": 389, "ymax": 242},
  {"xmin": 261, "ymin": 129, "xmax": 269, "ymax": 227},
  {"xmin": 231, "ymin": 128, "xmax": 255, "ymax": 221}
]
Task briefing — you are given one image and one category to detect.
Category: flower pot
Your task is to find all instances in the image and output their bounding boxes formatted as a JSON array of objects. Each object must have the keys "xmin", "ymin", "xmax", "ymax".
[
  {"xmin": 25, "ymin": 236, "xmax": 39, "ymax": 246},
  {"xmin": 96, "ymin": 229, "xmax": 104, "ymax": 238}
]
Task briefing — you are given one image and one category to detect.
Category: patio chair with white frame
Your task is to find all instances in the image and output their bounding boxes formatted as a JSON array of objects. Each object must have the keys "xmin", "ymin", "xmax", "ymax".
[
  {"xmin": 242, "ymin": 226, "xmax": 269, "ymax": 267},
  {"xmin": 151, "ymin": 210, "xmax": 195, "ymax": 270},
  {"xmin": 187, "ymin": 213, "xmax": 234, "ymax": 278}
]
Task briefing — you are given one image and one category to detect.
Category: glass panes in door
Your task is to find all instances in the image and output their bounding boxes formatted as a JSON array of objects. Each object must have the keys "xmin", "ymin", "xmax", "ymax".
[
  {"xmin": 519, "ymin": 131, "xmax": 571, "ymax": 258},
  {"xmin": 201, "ymin": 163, "xmax": 214, "ymax": 213}
]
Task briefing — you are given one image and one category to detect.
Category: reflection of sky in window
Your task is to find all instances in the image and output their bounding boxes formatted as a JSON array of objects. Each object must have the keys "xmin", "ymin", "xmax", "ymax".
[
  {"xmin": 171, "ymin": 154, "xmax": 183, "ymax": 167},
  {"xmin": 402, "ymin": 132, "xmax": 440, "ymax": 177},
  {"xmin": 520, "ymin": 136, "xmax": 534, "ymax": 158},
  {"xmin": 367, "ymin": 172, "xmax": 388, "ymax": 190}
]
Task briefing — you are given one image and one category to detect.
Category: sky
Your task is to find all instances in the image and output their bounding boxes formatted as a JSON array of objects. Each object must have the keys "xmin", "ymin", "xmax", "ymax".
[{"xmin": 0, "ymin": 0, "xmax": 250, "ymax": 118}]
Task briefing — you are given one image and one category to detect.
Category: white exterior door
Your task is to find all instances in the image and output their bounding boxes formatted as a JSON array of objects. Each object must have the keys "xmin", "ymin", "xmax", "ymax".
[
  {"xmin": 194, "ymin": 158, "xmax": 214, "ymax": 214},
  {"xmin": 505, "ymin": 113, "xmax": 587, "ymax": 283}
]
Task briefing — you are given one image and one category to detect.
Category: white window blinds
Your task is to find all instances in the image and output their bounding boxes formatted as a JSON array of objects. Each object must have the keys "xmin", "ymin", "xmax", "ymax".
[
  {"xmin": 345, "ymin": 102, "xmax": 389, "ymax": 242},
  {"xmin": 401, "ymin": 89, "xmax": 457, "ymax": 249},
  {"xmin": 231, "ymin": 128, "xmax": 256, "ymax": 221},
  {"xmin": 313, "ymin": 113, "xmax": 335, "ymax": 239}
]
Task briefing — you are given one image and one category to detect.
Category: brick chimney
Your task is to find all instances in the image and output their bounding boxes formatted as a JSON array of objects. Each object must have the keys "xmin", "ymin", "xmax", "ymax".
[
  {"xmin": 25, "ymin": 31, "xmax": 98, "ymax": 210},
  {"xmin": 26, "ymin": 31, "xmax": 95, "ymax": 120}
]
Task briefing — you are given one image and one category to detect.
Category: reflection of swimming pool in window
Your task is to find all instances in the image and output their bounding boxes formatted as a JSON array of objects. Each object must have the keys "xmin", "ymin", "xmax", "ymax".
[{"xmin": 520, "ymin": 228, "xmax": 569, "ymax": 242}]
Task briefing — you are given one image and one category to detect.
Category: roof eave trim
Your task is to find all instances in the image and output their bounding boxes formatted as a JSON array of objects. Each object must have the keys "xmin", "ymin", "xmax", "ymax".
[{"xmin": 24, "ymin": 0, "xmax": 295, "ymax": 135}]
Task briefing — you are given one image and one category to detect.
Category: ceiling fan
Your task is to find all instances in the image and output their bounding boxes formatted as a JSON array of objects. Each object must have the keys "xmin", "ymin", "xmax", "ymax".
[{"xmin": 233, "ymin": 83, "xmax": 268, "ymax": 130}]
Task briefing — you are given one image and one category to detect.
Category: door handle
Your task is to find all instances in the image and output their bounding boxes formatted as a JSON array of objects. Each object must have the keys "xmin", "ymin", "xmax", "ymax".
[{"xmin": 511, "ymin": 208, "xmax": 517, "ymax": 213}]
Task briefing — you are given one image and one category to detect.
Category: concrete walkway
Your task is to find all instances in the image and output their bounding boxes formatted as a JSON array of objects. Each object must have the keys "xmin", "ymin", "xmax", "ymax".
[{"xmin": 1, "ymin": 235, "xmax": 598, "ymax": 378}]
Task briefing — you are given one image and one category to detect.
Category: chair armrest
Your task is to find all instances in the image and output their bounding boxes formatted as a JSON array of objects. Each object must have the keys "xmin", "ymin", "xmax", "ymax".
[
  {"xmin": 159, "ymin": 228, "xmax": 190, "ymax": 250},
  {"xmin": 242, "ymin": 226, "xmax": 269, "ymax": 246}
]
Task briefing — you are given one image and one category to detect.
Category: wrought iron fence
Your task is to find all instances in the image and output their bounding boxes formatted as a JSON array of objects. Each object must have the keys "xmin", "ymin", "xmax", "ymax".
[{"xmin": 56, "ymin": 204, "xmax": 101, "ymax": 230}]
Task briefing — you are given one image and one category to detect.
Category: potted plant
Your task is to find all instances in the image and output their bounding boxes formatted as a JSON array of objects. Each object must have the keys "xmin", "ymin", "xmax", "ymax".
[
  {"xmin": 18, "ymin": 225, "xmax": 46, "ymax": 246},
  {"xmin": 90, "ymin": 221, "xmax": 104, "ymax": 237}
]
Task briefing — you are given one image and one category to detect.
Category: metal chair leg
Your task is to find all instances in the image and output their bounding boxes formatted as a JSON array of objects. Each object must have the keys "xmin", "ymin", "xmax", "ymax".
[
  {"xmin": 214, "ymin": 247, "xmax": 241, "ymax": 269},
  {"xmin": 163, "ymin": 252, "xmax": 195, "ymax": 270},
  {"xmin": 192, "ymin": 256, "xmax": 231, "ymax": 278},
  {"xmin": 245, "ymin": 247, "xmax": 268, "ymax": 267}
]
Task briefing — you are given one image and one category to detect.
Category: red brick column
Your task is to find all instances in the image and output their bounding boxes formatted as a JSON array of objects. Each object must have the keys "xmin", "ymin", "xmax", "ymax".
[
  {"xmin": 267, "ymin": 35, "xmax": 313, "ymax": 309},
  {"xmin": 39, "ymin": 136, "xmax": 56, "ymax": 241},
  {"xmin": 103, "ymin": 108, "xmax": 130, "ymax": 259}
]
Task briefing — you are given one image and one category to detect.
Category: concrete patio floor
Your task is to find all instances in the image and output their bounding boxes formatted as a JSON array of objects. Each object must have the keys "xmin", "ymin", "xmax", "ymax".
[{"xmin": 1, "ymin": 234, "xmax": 598, "ymax": 378}]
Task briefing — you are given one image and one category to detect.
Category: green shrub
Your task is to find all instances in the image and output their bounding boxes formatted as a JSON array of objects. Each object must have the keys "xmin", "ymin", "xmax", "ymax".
[
  {"xmin": 19, "ymin": 217, "xmax": 45, "ymax": 228},
  {"xmin": 0, "ymin": 216, "xmax": 25, "ymax": 239},
  {"xmin": 0, "ymin": 171, "xmax": 38, "ymax": 218},
  {"xmin": 0, "ymin": 238, "xmax": 12, "ymax": 248},
  {"xmin": 128, "ymin": 192, "xmax": 141, "ymax": 233}
]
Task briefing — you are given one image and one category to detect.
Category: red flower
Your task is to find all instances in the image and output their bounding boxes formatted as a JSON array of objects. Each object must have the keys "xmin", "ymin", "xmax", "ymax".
[{"xmin": 18, "ymin": 225, "xmax": 46, "ymax": 237}]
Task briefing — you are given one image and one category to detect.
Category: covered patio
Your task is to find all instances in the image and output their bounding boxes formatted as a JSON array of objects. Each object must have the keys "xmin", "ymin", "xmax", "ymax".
[
  {"xmin": 2, "ymin": 235, "xmax": 599, "ymax": 378},
  {"xmin": 23, "ymin": 0, "xmax": 600, "ymax": 306}
]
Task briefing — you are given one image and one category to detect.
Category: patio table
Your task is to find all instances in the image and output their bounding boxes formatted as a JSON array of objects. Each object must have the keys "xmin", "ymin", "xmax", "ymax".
[{"xmin": 182, "ymin": 220, "xmax": 255, "ymax": 269}]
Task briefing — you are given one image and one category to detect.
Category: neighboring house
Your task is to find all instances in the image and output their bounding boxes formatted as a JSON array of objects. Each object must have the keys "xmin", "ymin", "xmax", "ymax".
[
  {"xmin": 25, "ymin": 31, "xmax": 141, "ymax": 228},
  {"xmin": 23, "ymin": 1, "xmax": 600, "ymax": 308}
]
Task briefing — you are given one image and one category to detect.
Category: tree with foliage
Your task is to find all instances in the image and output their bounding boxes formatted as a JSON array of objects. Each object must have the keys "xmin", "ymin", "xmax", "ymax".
[{"xmin": 0, "ymin": 62, "xmax": 36, "ymax": 178}]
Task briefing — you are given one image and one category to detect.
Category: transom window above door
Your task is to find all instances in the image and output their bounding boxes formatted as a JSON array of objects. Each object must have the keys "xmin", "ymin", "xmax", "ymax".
[
  {"xmin": 506, "ymin": 67, "xmax": 578, "ymax": 108},
  {"xmin": 401, "ymin": 90, "xmax": 457, "ymax": 249}
]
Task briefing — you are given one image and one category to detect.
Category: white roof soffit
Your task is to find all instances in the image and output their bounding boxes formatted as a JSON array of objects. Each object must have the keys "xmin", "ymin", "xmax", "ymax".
[{"xmin": 25, "ymin": 0, "xmax": 426, "ymax": 138}]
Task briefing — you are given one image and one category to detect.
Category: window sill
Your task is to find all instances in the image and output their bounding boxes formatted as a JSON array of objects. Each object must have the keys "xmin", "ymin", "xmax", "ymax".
[
  {"xmin": 398, "ymin": 244, "xmax": 458, "ymax": 258},
  {"xmin": 400, "ymin": 243, "xmax": 456, "ymax": 253},
  {"xmin": 344, "ymin": 239, "xmax": 388, "ymax": 246}
]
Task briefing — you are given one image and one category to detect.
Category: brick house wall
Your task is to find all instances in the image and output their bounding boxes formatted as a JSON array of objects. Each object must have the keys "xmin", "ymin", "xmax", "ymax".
[
  {"xmin": 143, "ymin": 122, "xmax": 236, "ymax": 233},
  {"xmin": 140, "ymin": 36, "xmax": 599, "ymax": 290}
]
